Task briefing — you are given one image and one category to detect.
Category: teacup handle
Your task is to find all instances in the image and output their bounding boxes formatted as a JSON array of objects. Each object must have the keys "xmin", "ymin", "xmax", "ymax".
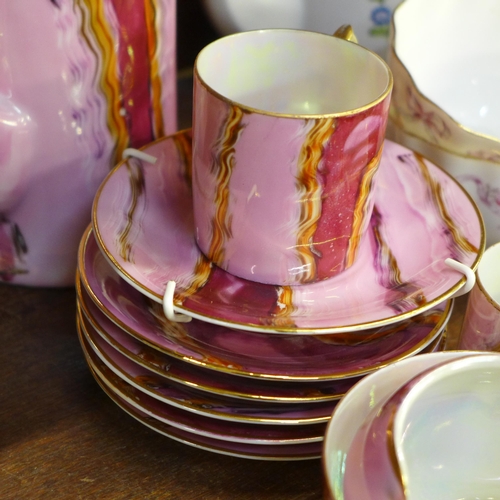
[{"xmin": 333, "ymin": 25, "xmax": 358, "ymax": 44}]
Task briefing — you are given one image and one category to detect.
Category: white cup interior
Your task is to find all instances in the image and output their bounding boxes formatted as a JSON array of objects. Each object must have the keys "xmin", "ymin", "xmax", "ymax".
[
  {"xmin": 478, "ymin": 242, "xmax": 500, "ymax": 304},
  {"xmin": 394, "ymin": 0, "xmax": 500, "ymax": 139},
  {"xmin": 196, "ymin": 29, "xmax": 391, "ymax": 115},
  {"xmin": 322, "ymin": 352, "xmax": 472, "ymax": 498},
  {"xmin": 393, "ymin": 355, "xmax": 500, "ymax": 499}
]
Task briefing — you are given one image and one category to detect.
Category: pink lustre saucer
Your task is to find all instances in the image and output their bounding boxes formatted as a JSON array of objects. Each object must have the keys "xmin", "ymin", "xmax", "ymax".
[
  {"xmin": 77, "ymin": 284, "xmax": 355, "ymax": 401},
  {"xmin": 92, "ymin": 130, "xmax": 484, "ymax": 333},
  {"xmin": 79, "ymin": 226, "xmax": 452, "ymax": 382},
  {"xmin": 77, "ymin": 323, "xmax": 327, "ymax": 445},
  {"xmin": 77, "ymin": 314, "xmax": 338, "ymax": 426},
  {"xmin": 85, "ymin": 364, "xmax": 323, "ymax": 460}
]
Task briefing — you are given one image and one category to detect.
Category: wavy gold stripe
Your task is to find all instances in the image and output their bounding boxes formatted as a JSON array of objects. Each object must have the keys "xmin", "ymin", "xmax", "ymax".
[
  {"xmin": 345, "ymin": 145, "xmax": 383, "ymax": 267},
  {"xmin": 207, "ymin": 106, "xmax": 246, "ymax": 266},
  {"xmin": 372, "ymin": 206, "xmax": 426, "ymax": 310},
  {"xmin": 295, "ymin": 118, "xmax": 336, "ymax": 282},
  {"xmin": 76, "ymin": 0, "xmax": 129, "ymax": 162},
  {"xmin": 144, "ymin": 0, "xmax": 164, "ymax": 138},
  {"xmin": 174, "ymin": 255, "xmax": 213, "ymax": 304},
  {"xmin": 155, "ymin": 132, "xmax": 211, "ymax": 303},
  {"xmin": 173, "ymin": 131, "xmax": 193, "ymax": 186},
  {"xmin": 386, "ymin": 408, "xmax": 408, "ymax": 496},
  {"xmin": 372, "ymin": 206, "xmax": 401, "ymax": 288},
  {"xmin": 414, "ymin": 152, "xmax": 479, "ymax": 255},
  {"xmin": 272, "ymin": 286, "xmax": 298, "ymax": 328},
  {"xmin": 118, "ymin": 159, "xmax": 145, "ymax": 262}
]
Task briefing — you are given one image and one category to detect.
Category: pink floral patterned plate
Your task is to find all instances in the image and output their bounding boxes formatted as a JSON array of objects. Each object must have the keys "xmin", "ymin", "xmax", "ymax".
[
  {"xmin": 78, "ymin": 226, "xmax": 452, "ymax": 382},
  {"xmin": 92, "ymin": 130, "xmax": 484, "ymax": 333},
  {"xmin": 85, "ymin": 363, "xmax": 323, "ymax": 460}
]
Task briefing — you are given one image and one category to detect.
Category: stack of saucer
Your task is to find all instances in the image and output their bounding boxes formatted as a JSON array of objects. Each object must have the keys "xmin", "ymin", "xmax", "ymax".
[{"xmin": 75, "ymin": 130, "xmax": 484, "ymax": 460}]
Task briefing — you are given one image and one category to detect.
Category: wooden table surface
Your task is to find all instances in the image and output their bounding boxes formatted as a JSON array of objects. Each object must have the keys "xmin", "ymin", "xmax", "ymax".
[{"xmin": 0, "ymin": 64, "xmax": 470, "ymax": 499}]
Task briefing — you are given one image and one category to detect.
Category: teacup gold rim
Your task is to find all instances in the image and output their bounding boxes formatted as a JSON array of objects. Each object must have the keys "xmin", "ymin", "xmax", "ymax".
[
  {"xmin": 390, "ymin": 1, "xmax": 500, "ymax": 150},
  {"xmin": 322, "ymin": 351, "xmax": 491, "ymax": 500},
  {"xmin": 392, "ymin": 352, "xmax": 500, "ymax": 494},
  {"xmin": 385, "ymin": 354, "xmax": 477, "ymax": 496},
  {"xmin": 193, "ymin": 28, "xmax": 393, "ymax": 120}
]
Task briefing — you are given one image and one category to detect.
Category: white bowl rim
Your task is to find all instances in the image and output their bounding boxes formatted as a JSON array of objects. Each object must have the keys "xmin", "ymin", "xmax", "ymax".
[
  {"xmin": 392, "ymin": 352, "xmax": 500, "ymax": 495},
  {"xmin": 390, "ymin": 0, "xmax": 500, "ymax": 154}
]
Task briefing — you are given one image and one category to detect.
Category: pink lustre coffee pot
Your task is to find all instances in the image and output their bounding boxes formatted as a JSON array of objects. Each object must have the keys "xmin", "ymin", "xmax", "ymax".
[{"xmin": 0, "ymin": 0, "xmax": 177, "ymax": 286}]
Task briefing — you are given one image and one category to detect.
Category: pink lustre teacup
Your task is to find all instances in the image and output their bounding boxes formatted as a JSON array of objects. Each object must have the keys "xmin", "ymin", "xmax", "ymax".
[
  {"xmin": 191, "ymin": 28, "xmax": 393, "ymax": 286},
  {"xmin": 459, "ymin": 242, "xmax": 500, "ymax": 351}
]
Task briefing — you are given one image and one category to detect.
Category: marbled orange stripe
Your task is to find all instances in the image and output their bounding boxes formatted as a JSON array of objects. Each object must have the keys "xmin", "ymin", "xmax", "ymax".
[
  {"xmin": 76, "ymin": 0, "xmax": 129, "ymax": 162},
  {"xmin": 144, "ymin": 0, "xmax": 164, "ymax": 138},
  {"xmin": 295, "ymin": 118, "xmax": 336, "ymax": 283},
  {"xmin": 345, "ymin": 144, "xmax": 384, "ymax": 267},
  {"xmin": 207, "ymin": 106, "xmax": 246, "ymax": 267},
  {"xmin": 173, "ymin": 131, "xmax": 193, "ymax": 186},
  {"xmin": 272, "ymin": 286, "xmax": 298, "ymax": 328},
  {"xmin": 372, "ymin": 205, "xmax": 426, "ymax": 309},
  {"xmin": 118, "ymin": 158, "xmax": 145, "ymax": 262},
  {"xmin": 174, "ymin": 255, "xmax": 213, "ymax": 304},
  {"xmin": 172, "ymin": 133, "xmax": 211, "ymax": 302},
  {"xmin": 414, "ymin": 152, "xmax": 478, "ymax": 255}
]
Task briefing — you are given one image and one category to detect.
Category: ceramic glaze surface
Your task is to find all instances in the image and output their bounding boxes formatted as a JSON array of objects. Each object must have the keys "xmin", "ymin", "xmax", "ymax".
[
  {"xmin": 389, "ymin": 0, "xmax": 500, "ymax": 153},
  {"xmin": 387, "ymin": 0, "xmax": 500, "ymax": 245},
  {"xmin": 78, "ymin": 280, "xmax": 357, "ymax": 401},
  {"xmin": 77, "ymin": 315, "xmax": 338, "ymax": 425},
  {"xmin": 342, "ymin": 358, "xmax": 458, "ymax": 500},
  {"xmin": 80, "ymin": 227, "xmax": 452, "ymax": 380},
  {"xmin": 202, "ymin": 0, "xmax": 402, "ymax": 58},
  {"xmin": 393, "ymin": 355, "xmax": 500, "ymax": 499},
  {"xmin": 0, "ymin": 0, "xmax": 177, "ymax": 286},
  {"xmin": 387, "ymin": 125, "xmax": 500, "ymax": 246},
  {"xmin": 394, "ymin": 0, "xmax": 500, "ymax": 139},
  {"xmin": 77, "ymin": 323, "xmax": 327, "ymax": 445},
  {"xmin": 193, "ymin": 30, "xmax": 392, "ymax": 285},
  {"xmin": 322, "ymin": 352, "xmax": 487, "ymax": 500},
  {"xmin": 459, "ymin": 242, "xmax": 500, "ymax": 351},
  {"xmin": 86, "ymin": 360, "xmax": 323, "ymax": 461},
  {"xmin": 93, "ymin": 131, "xmax": 484, "ymax": 333}
]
